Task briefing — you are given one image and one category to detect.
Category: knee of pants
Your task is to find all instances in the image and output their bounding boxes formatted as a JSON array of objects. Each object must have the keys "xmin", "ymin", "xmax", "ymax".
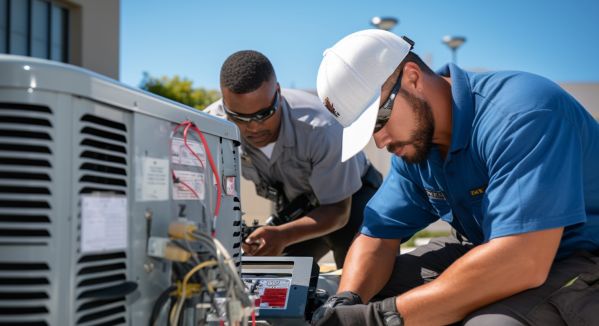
[{"xmin": 462, "ymin": 307, "xmax": 527, "ymax": 326}]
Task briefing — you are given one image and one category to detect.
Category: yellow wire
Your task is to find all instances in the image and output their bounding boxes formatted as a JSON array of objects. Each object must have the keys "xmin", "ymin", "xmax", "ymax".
[
  {"xmin": 170, "ymin": 259, "xmax": 218, "ymax": 325},
  {"xmin": 182, "ymin": 259, "xmax": 218, "ymax": 293}
]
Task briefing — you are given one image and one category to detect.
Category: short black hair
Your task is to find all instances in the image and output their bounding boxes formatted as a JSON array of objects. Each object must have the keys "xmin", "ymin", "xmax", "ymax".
[
  {"xmin": 220, "ymin": 50, "xmax": 275, "ymax": 94},
  {"xmin": 382, "ymin": 51, "xmax": 434, "ymax": 92}
]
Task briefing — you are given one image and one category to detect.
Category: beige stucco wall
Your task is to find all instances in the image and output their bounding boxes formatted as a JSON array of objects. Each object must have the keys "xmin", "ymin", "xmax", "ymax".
[
  {"xmin": 63, "ymin": 0, "xmax": 120, "ymax": 80},
  {"xmin": 561, "ymin": 83, "xmax": 599, "ymax": 119}
]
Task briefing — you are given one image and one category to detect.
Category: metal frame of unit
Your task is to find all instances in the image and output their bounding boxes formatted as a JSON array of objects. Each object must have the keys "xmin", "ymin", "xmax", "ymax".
[
  {"xmin": 242, "ymin": 256, "xmax": 316, "ymax": 325},
  {"xmin": 0, "ymin": 54, "xmax": 243, "ymax": 326}
]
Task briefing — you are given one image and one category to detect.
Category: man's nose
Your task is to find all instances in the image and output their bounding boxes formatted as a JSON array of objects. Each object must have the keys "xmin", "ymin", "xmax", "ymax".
[
  {"xmin": 373, "ymin": 127, "xmax": 391, "ymax": 149},
  {"xmin": 244, "ymin": 120, "xmax": 261, "ymax": 132}
]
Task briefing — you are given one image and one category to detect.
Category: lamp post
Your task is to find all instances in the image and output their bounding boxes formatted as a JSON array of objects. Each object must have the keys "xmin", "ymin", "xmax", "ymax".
[
  {"xmin": 370, "ymin": 16, "xmax": 398, "ymax": 31},
  {"xmin": 442, "ymin": 35, "xmax": 466, "ymax": 64}
]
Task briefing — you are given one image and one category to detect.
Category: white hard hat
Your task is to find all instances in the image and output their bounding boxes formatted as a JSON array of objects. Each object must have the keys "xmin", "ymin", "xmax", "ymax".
[{"xmin": 317, "ymin": 29, "xmax": 413, "ymax": 162}]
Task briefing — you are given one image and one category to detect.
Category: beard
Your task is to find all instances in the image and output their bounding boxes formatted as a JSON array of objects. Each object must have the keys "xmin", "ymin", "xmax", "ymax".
[{"xmin": 386, "ymin": 89, "xmax": 435, "ymax": 164}]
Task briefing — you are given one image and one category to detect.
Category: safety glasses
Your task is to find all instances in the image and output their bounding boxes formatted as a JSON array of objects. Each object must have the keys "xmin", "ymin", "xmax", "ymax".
[
  {"xmin": 223, "ymin": 90, "xmax": 280, "ymax": 123},
  {"xmin": 373, "ymin": 70, "xmax": 403, "ymax": 133}
]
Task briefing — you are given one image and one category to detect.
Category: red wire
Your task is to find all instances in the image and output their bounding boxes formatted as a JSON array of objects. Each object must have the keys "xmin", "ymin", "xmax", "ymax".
[
  {"xmin": 172, "ymin": 170, "xmax": 201, "ymax": 199},
  {"xmin": 170, "ymin": 120, "xmax": 222, "ymax": 238},
  {"xmin": 170, "ymin": 122, "xmax": 200, "ymax": 199},
  {"xmin": 251, "ymin": 309, "xmax": 257, "ymax": 326},
  {"xmin": 183, "ymin": 123, "xmax": 205, "ymax": 169},
  {"xmin": 189, "ymin": 124, "xmax": 222, "ymax": 238},
  {"xmin": 189, "ymin": 124, "xmax": 221, "ymax": 216}
]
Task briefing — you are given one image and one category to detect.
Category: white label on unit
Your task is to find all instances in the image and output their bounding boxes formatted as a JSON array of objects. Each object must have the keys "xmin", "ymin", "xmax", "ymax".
[
  {"xmin": 225, "ymin": 176, "xmax": 236, "ymax": 196},
  {"xmin": 171, "ymin": 137, "xmax": 206, "ymax": 168},
  {"xmin": 173, "ymin": 170, "xmax": 205, "ymax": 200},
  {"xmin": 81, "ymin": 196, "xmax": 128, "ymax": 253},
  {"xmin": 140, "ymin": 157, "xmax": 169, "ymax": 201}
]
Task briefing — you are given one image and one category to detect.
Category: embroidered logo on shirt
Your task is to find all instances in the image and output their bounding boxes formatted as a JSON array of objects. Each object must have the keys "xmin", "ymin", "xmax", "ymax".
[
  {"xmin": 469, "ymin": 185, "xmax": 487, "ymax": 197},
  {"xmin": 323, "ymin": 97, "xmax": 341, "ymax": 118},
  {"xmin": 425, "ymin": 189, "xmax": 446, "ymax": 200}
]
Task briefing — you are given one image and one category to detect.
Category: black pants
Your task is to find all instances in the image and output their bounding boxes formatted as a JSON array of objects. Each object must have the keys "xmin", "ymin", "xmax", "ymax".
[
  {"xmin": 284, "ymin": 165, "xmax": 383, "ymax": 268},
  {"xmin": 375, "ymin": 236, "xmax": 599, "ymax": 326}
]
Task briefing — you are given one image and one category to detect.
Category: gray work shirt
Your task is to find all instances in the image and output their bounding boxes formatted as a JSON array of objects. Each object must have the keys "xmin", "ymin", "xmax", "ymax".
[{"xmin": 205, "ymin": 88, "xmax": 369, "ymax": 205}]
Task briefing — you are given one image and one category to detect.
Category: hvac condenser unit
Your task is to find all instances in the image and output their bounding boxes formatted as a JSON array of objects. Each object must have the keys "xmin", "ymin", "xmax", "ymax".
[{"xmin": 0, "ymin": 55, "xmax": 243, "ymax": 325}]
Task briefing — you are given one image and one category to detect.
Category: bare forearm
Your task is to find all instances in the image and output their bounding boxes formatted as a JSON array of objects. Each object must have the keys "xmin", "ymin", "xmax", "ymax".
[
  {"xmin": 338, "ymin": 234, "xmax": 401, "ymax": 302},
  {"xmin": 396, "ymin": 228, "xmax": 562, "ymax": 325},
  {"xmin": 278, "ymin": 197, "xmax": 351, "ymax": 246}
]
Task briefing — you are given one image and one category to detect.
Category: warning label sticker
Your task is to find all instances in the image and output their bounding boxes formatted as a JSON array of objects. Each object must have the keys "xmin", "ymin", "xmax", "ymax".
[
  {"xmin": 80, "ymin": 195, "xmax": 127, "ymax": 253},
  {"xmin": 139, "ymin": 157, "xmax": 169, "ymax": 201},
  {"xmin": 243, "ymin": 278, "xmax": 291, "ymax": 310},
  {"xmin": 172, "ymin": 170, "xmax": 205, "ymax": 200},
  {"xmin": 171, "ymin": 137, "xmax": 206, "ymax": 168},
  {"xmin": 225, "ymin": 176, "xmax": 236, "ymax": 196}
]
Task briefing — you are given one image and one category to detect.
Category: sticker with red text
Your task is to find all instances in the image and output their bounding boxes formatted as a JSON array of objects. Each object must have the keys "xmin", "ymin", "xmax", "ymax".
[
  {"xmin": 171, "ymin": 137, "xmax": 206, "ymax": 168},
  {"xmin": 172, "ymin": 170, "xmax": 205, "ymax": 200},
  {"xmin": 225, "ymin": 176, "xmax": 236, "ymax": 196},
  {"xmin": 243, "ymin": 278, "xmax": 291, "ymax": 309}
]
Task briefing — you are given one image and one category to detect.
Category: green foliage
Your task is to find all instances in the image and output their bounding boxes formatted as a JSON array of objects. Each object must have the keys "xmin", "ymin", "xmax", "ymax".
[{"xmin": 139, "ymin": 72, "xmax": 220, "ymax": 110}]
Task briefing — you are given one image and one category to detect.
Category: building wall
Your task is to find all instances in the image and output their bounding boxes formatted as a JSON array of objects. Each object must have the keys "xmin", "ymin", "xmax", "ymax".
[
  {"xmin": 240, "ymin": 175, "xmax": 273, "ymax": 223},
  {"xmin": 561, "ymin": 83, "xmax": 599, "ymax": 119},
  {"xmin": 66, "ymin": 0, "xmax": 120, "ymax": 80},
  {"xmin": 0, "ymin": 0, "xmax": 119, "ymax": 79}
]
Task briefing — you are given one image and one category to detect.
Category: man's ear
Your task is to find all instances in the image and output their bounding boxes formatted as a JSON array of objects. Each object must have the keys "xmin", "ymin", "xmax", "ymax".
[{"xmin": 402, "ymin": 61, "xmax": 422, "ymax": 92}]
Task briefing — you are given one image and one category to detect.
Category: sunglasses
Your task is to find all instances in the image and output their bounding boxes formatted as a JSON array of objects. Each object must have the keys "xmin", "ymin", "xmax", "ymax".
[
  {"xmin": 373, "ymin": 70, "xmax": 403, "ymax": 133},
  {"xmin": 223, "ymin": 90, "xmax": 280, "ymax": 123}
]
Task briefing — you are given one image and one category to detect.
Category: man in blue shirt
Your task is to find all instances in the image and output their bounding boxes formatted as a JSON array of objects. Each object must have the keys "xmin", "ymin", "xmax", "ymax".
[{"xmin": 311, "ymin": 29, "xmax": 599, "ymax": 326}]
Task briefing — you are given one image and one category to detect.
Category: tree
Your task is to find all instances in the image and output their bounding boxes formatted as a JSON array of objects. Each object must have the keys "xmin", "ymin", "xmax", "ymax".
[{"xmin": 139, "ymin": 72, "xmax": 220, "ymax": 110}]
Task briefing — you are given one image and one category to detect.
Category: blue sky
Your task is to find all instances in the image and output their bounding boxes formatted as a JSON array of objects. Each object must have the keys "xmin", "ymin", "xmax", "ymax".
[{"xmin": 121, "ymin": 0, "xmax": 599, "ymax": 91}]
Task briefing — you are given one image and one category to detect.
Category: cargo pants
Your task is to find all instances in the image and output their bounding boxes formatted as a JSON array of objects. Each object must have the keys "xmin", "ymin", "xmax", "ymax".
[{"xmin": 373, "ymin": 236, "xmax": 599, "ymax": 326}]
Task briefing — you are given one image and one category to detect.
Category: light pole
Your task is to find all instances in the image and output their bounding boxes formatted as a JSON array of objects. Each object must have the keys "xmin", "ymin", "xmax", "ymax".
[
  {"xmin": 442, "ymin": 35, "xmax": 466, "ymax": 64},
  {"xmin": 370, "ymin": 16, "xmax": 398, "ymax": 31}
]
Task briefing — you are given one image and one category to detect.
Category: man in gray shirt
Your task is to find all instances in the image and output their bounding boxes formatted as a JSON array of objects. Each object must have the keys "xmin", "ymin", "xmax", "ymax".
[{"xmin": 205, "ymin": 50, "xmax": 382, "ymax": 267}]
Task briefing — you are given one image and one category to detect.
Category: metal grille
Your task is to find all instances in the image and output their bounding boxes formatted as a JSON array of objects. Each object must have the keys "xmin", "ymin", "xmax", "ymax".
[
  {"xmin": 75, "ymin": 113, "xmax": 128, "ymax": 326},
  {"xmin": 232, "ymin": 195, "xmax": 242, "ymax": 270},
  {"xmin": 75, "ymin": 253, "xmax": 127, "ymax": 326},
  {"xmin": 228, "ymin": 147, "xmax": 242, "ymax": 271},
  {"xmin": 0, "ymin": 103, "xmax": 53, "ymax": 325}
]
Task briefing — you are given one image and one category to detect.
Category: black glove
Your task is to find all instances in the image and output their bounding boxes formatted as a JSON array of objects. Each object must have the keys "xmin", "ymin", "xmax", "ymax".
[
  {"xmin": 311, "ymin": 291, "xmax": 363, "ymax": 325},
  {"xmin": 312, "ymin": 296, "xmax": 403, "ymax": 326},
  {"xmin": 374, "ymin": 296, "xmax": 403, "ymax": 326}
]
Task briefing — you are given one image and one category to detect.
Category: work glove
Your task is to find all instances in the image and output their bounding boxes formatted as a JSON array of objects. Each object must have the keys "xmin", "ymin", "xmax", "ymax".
[
  {"xmin": 374, "ymin": 296, "xmax": 404, "ymax": 326},
  {"xmin": 312, "ymin": 296, "xmax": 403, "ymax": 326},
  {"xmin": 311, "ymin": 291, "xmax": 362, "ymax": 325}
]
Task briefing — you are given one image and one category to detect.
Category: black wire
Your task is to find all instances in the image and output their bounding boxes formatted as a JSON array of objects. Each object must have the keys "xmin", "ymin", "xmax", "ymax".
[
  {"xmin": 148, "ymin": 285, "xmax": 177, "ymax": 326},
  {"xmin": 172, "ymin": 262, "xmax": 187, "ymax": 280}
]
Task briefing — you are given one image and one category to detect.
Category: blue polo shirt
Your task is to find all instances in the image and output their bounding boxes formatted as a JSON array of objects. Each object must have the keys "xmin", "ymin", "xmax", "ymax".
[{"xmin": 362, "ymin": 64, "xmax": 599, "ymax": 259}]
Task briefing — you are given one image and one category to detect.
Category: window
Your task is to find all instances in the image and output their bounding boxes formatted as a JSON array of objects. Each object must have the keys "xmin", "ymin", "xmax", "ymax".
[
  {"xmin": 0, "ymin": 0, "xmax": 6, "ymax": 53},
  {"xmin": 1, "ymin": 0, "xmax": 69, "ymax": 62}
]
